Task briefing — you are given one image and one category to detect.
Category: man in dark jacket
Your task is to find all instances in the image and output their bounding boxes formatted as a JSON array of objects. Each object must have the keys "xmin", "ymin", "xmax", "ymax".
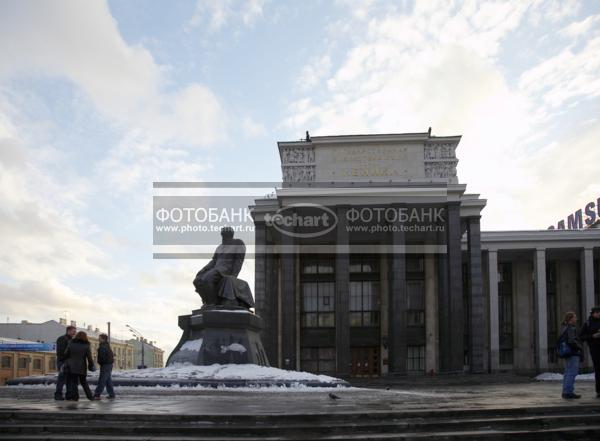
[
  {"xmin": 580, "ymin": 306, "xmax": 600, "ymax": 398},
  {"xmin": 93, "ymin": 333, "xmax": 115, "ymax": 400},
  {"xmin": 54, "ymin": 325, "xmax": 76, "ymax": 400}
]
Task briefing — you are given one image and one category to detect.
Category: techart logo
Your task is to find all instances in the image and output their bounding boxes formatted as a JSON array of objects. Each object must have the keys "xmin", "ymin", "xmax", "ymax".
[{"xmin": 265, "ymin": 203, "xmax": 338, "ymax": 238}]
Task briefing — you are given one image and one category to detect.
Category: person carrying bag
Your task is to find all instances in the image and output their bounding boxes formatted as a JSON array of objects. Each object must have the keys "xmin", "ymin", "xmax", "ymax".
[{"xmin": 558, "ymin": 312, "xmax": 583, "ymax": 399}]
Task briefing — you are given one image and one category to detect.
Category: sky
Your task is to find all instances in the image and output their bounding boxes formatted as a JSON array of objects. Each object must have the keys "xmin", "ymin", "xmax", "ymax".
[{"xmin": 0, "ymin": 0, "xmax": 599, "ymax": 357}]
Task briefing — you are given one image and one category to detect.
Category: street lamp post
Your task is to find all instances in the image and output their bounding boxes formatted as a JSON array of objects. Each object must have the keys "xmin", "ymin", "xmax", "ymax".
[{"xmin": 126, "ymin": 324, "xmax": 146, "ymax": 369}]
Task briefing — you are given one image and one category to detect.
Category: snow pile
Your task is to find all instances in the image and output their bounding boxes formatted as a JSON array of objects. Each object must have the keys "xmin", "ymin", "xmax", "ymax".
[
  {"xmin": 180, "ymin": 339, "xmax": 203, "ymax": 351},
  {"xmin": 110, "ymin": 363, "xmax": 343, "ymax": 384},
  {"xmin": 221, "ymin": 343, "xmax": 246, "ymax": 353},
  {"xmin": 535, "ymin": 372, "xmax": 595, "ymax": 381}
]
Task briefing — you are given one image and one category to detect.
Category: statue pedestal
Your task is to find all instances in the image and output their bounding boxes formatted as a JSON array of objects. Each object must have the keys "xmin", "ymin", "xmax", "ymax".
[{"xmin": 167, "ymin": 308, "xmax": 270, "ymax": 367}]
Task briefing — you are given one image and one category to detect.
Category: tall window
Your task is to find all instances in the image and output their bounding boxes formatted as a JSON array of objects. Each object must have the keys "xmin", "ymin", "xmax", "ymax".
[
  {"xmin": 301, "ymin": 256, "xmax": 335, "ymax": 328},
  {"xmin": 406, "ymin": 256, "xmax": 425, "ymax": 326},
  {"xmin": 32, "ymin": 359, "xmax": 42, "ymax": 370},
  {"xmin": 300, "ymin": 347, "xmax": 335, "ymax": 374},
  {"xmin": 301, "ymin": 282, "xmax": 335, "ymax": 327},
  {"xmin": 407, "ymin": 345, "xmax": 425, "ymax": 373},
  {"xmin": 350, "ymin": 255, "xmax": 380, "ymax": 327},
  {"xmin": 498, "ymin": 263, "xmax": 513, "ymax": 365},
  {"xmin": 17, "ymin": 357, "xmax": 28, "ymax": 369},
  {"xmin": 547, "ymin": 261, "xmax": 558, "ymax": 363}
]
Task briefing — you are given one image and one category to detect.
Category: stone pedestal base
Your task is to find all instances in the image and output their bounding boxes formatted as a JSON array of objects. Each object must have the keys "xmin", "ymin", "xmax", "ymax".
[{"xmin": 167, "ymin": 308, "xmax": 270, "ymax": 366}]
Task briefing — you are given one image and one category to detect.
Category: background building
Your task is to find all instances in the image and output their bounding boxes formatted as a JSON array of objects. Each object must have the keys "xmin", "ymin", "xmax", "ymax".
[
  {"xmin": 251, "ymin": 131, "xmax": 600, "ymax": 377},
  {"xmin": 0, "ymin": 337, "xmax": 56, "ymax": 385},
  {"xmin": 128, "ymin": 338, "xmax": 164, "ymax": 368},
  {"xmin": 0, "ymin": 319, "xmax": 135, "ymax": 371}
]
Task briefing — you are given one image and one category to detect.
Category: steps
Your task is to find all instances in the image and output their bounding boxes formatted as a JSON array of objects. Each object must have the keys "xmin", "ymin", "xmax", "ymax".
[{"xmin": 1, "ymin": 405, "xmax": 600, "ymax": 440}]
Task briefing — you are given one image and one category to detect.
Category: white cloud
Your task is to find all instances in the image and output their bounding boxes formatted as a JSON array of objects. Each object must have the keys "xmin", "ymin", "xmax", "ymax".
[
  {"xmin": 282, "ymin": 0, "xmax": 600, "ymax": 230},
  {"xmin": 0, "ymin": 0, "xmax": 227, "ymax": 149},
  {"xmin": 0, "ymin": 266, "xmax": 198, "ymax": 355},
  {"xmin": 189, "ymin": 0, "xmax": 266, "ymax": 32},
  {"xmin": 0, "ymin": 0, "xmax": 230, "ymax": 354},
  {"xmin": 515, "ymin": 125, "xmax": 600, "ymax": 229},
  {"xmin": 559, "ymin": 14, "xmax": 600, "ymax": 39},
  {"xmin": 519, "ymin": 36, "xmax": 600, "ymax": 108},
  {"xmin": 297, "ymin": 55, "xmax": 333, "ymax": 91},
  {"xmin": 0, "ymin": 122, "xmax": 109, "ymax": 281},
  {"xmin": 242, "ymin": 116, "xmax": 267, "ymax": 138}
]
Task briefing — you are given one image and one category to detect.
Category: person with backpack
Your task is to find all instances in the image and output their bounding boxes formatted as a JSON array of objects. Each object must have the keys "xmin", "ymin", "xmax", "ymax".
[
  {"xmin": 580, "ymin": 306, "xmax": 600, "ymax": 398},
  {"xmin": 558, "ymin": 311, "xmax": 583, "ymax": 399},
  {"xmin": 93, "ymin": 333, "xmax": 115, "ymax": 400}
]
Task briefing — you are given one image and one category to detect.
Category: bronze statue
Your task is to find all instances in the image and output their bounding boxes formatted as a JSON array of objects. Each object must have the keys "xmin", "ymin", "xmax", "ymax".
[{"xmin": 193, "ymin": 227, "xmax": 255, "ymax": 310}]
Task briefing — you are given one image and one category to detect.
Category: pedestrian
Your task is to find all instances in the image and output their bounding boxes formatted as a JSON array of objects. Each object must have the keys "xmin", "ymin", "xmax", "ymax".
[
  {"xmin": 93, "ymin": 333, "xmax": 115, "ymax": 400},
  {"xmin": 559, "ymin": 311, "xmax": 583, "ymax": 399},
  {"xmin": 580, "ymin": 306, "xmax": 600, "ymax": 398},
  {"xmin": 54, "ymin": 325, "xmax": 76, "ymax": 400},
  {"xmin": 64, "ymin": 331, "xmax": 95, "ymax": 401}
]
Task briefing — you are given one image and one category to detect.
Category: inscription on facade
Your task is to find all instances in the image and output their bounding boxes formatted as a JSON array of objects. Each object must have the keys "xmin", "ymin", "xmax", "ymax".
[{"xmin": 280, "ymin": 139, "xmax": 459, "ymax": 183}]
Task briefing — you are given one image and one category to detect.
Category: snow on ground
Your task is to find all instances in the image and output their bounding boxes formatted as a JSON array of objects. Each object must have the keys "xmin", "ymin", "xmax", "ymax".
[
  {"xmin": 536, "ymin": 372, "xmax": 595, "ymax": 381},
  {"xmin": 110, "ymin": 363, "xmax": 342, "ymax": 384},
  {"xmin": 8, "ymin": 383, "xmax": 349, "ymax": 392}
]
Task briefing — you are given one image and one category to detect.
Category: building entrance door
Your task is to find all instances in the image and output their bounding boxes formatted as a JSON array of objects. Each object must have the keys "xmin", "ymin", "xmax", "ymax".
[{"xmin": 350, "ymin": 347, "xmax": 379, "ymax": 377}]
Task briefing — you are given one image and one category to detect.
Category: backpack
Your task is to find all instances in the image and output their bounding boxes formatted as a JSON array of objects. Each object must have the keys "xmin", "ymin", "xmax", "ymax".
[{"xmin": 556, "ymin": 328, "xmax": 572, "ymax": 359}]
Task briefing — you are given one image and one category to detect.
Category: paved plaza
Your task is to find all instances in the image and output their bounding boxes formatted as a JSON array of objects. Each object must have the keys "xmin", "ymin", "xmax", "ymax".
[{"xmin": 0, "ymin": 375, "xmax": 598, "ymax": 415}]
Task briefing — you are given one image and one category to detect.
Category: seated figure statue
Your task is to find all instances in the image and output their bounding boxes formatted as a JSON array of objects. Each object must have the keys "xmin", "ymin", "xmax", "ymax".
[{"xmin": 193, "ymin": 227, "xmax": 255, "ymax": 310}]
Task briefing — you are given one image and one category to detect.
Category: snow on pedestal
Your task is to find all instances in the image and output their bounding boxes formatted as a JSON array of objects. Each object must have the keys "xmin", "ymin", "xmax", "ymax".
[{"xmin": 112, "ymin": 363, "xmax": 342, "ymax": 384}]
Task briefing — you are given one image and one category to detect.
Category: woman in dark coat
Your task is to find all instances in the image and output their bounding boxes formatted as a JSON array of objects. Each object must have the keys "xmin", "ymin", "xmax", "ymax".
[{"xmin": 64, "ymin": 331, "xmax": 95, "ymax": 401}]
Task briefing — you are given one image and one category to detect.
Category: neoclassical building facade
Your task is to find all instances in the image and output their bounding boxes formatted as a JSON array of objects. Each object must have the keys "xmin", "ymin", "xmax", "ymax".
[{"xmin": 251, "ymin": 132, "xmax": 600, "ymax": 377}]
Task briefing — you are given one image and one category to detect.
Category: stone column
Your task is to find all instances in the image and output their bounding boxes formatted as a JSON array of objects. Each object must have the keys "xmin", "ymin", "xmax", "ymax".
[
  {"xmin": 581, "ymin": 247, "xmax": 595, "ymax": 368},
  {"xmin": 264, "ymin": 251, "xmax": 278, "ymax": 364},
  {"xmin": 488, "ymin": 250, "xmax": 500, "ymax": 372},
  {"xmin": 513, "ymin": 261, "xmax": 534, "ymax": 371},
  {"xmin": 424, "ymin": 253, "xmax": 438, "ymax": 373},
  {"xmin": 437, "ymin": 235, "xmax": 449, "ymax": 371},
  {"xmin": 467, "ymin": 217, "xmax": 484, "ymax": 373},
  {"xmin": 335, "ymin": 206, "xmax": 350, "ymax": 376},
  {"xmin": 534, "ymin": 248, "xmax": 548, "ymax": 371},
  {"xmin": 442, "ymin": 202, "xmax": 464, "ymax": 373},
  {"xmin": 581, "ymin": 247, "xmax": 595, "ymax": 320},
  {"xmin": 254, "ymin": 222, "xmax": 272, "ymax": 361},
  {"xmin": 254, "ymin": 222, "xmax": 266, "ymax": 316},
  {"xmin": 389, "ymin": 205, "xmax": 406, "ymax": 374},
  {"xmin": 280, "ymin": 229, "xmax": 296, "ymax": 370}
]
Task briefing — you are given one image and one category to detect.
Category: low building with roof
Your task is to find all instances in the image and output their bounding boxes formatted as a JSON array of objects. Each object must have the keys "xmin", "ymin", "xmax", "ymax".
[
  {"xmin": 0, "ymin": 337, "xmax": 56, "ymax": 385},
  {"xmin": 0, "ymin": 319, "xmax": 135, "ymax": 371}
]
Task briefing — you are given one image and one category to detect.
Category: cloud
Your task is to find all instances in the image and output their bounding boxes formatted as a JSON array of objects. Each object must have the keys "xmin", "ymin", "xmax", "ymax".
[
  {"xmin": 188, "ymin": 0, "xmax": 266, "ymax": 32},
  {"xmin": 282, "ymin": 0, "xmax": 600, "ymax": 231},
  {"xmin": 296, "ymin": 55, "xmax": 332, "ymax": 91},
  {"xmin": 514, "ymin": 124, "xmax": 600, "ymax": 229},
  {"xmin": 0, "ymin": 267, "xmax": 198, "ymax": 355},
  {"xmin": 519, "ymin": 36, "xmax": 600, "ymax": 109},
  {"xmin": 559, "ymin": 14, "xmax": 600, "ymax": 39},
  {"xmin": 242, "ymin": 116, "xmax": 267, "ymax": 138},
  {"xmin": 0, "ymin": 120, "xmax": 108, "ymax": 281},
  {"xmin": 0, "ymin": 1, "xmax": 230, "ymax": 354},
  {"xmin": 0, "ymin": 0, "xmax": 227, "ymax": 149}
]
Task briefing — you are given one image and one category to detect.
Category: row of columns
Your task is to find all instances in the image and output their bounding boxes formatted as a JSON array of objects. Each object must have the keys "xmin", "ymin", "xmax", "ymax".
[
  {"xmin": 257, "ymin": 206, "xmax": 487, "ymax": 375},
  {"xmin": 488, "ymin": 247, "xmax": 597, "ymax": 372}
]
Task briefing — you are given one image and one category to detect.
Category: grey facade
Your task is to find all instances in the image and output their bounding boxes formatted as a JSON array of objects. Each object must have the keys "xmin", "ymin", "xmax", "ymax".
[{"xmin": 251, "ymin": 132, "xmax": 600, "ymax": 377}]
